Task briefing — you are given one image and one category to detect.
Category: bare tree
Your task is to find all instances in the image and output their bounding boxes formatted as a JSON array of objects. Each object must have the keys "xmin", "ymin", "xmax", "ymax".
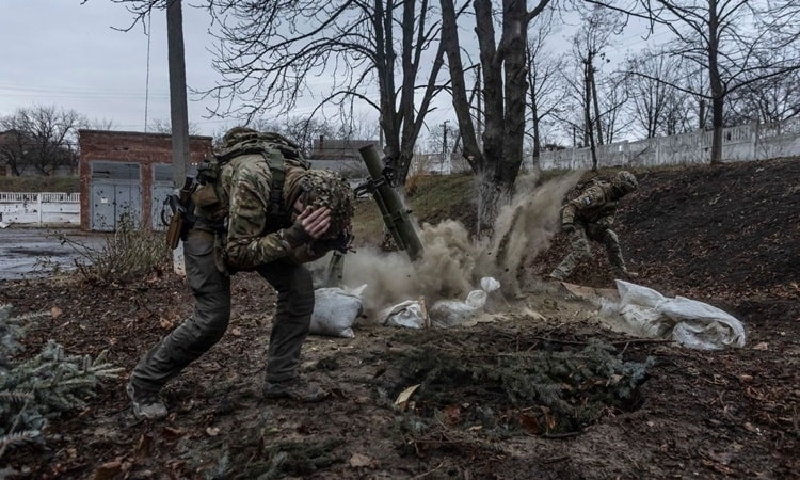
[
  {"xmin": 85, "ymin": 117, "xmax": 117, "ymax": 131},
  {"xmin": 0, "ymin": 127, "xmax": 29, "ymax": 176},
  {"xmin": 108, "ymin": 0, "xmax": 446, "ymax": 186},
  {"xmin": 628, "ymin": 0, "xmax": 800, "ymax": 163},
  {"xmin": 526, "ymin": 11, "xmax": 568, "ymax": 171},
  {"xmin": 203, "ymin": 0, "xmax": 446, "ymax": 186},
  {"xmin": 624, "ymin": 50, "xmax": 696, "ymax": 138},
  {"xmin": 425, "ymin": 121, "xmax": 459, "ymax": 174},
  {"xmin": 333, "ymin": 110, "xmax": 381, "ymax": 143},
  {"xmin": 570, "ymin": 3, "xmax": 626, "ymax": 170},
  {"xmin": 598, "ymin": 73, "xmax": 631, "ymax": 144},
  {"xmin": 0, "ymin": 106, "xmax": 83, "ymax": 176},
  {"xmin": 440, "ymin": 0, "xmax": 553, "ymax": 234},
  {"xmin": 147, "ymin": 118, "xmax": 201, "ymax": 135},
  {"xmin": 726, "ymin": 46, "xmax": 800, "ymax": 126}
]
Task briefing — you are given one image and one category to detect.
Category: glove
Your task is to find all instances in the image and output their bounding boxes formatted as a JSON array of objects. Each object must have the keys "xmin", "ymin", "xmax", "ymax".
[
  {"xmin": 313, "ymin": 231, "xmax": 354, "ymax": 254},
  {"xmin": 562, "ymin": 223, "xmax": 575, "ymax": 234},
  {"xmin": 280, "ymin": 221, "xmax": 312, "ymax": 249}
]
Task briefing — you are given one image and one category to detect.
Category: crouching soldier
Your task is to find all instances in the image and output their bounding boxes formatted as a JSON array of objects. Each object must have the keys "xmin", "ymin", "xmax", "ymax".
[
  {"xmin": 127, "ymin": 127, "xmax": 354, "ymax": 420},
  {"xmin": 548, "ymin": 171, "xmax": 639, "ymax": 283}
]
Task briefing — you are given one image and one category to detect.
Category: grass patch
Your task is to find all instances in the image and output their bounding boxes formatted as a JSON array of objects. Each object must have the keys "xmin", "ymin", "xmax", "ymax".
[{"xmin": 0, "ymin": 176, "xmax": 80, "ymax": 193}]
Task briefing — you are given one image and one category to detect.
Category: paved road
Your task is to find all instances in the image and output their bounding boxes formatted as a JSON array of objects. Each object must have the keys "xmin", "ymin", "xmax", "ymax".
[{"xmin": 0, "ymin": 228, "xmax": 109, "ymax": 281}]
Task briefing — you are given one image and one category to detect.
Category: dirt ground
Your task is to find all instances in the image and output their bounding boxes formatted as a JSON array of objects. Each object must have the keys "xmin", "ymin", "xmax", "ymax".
[{"xmin": 2, "ymin": 158, "xmax": 799, "ymax": 479}]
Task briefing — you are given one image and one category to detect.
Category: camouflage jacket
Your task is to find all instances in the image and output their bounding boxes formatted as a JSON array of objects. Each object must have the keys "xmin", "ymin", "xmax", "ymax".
[
  {"xmin": 561, "ymin": 180, "xmax": 620, "ymax": 228},
  {"xmin": 215, "ymin": 153, "xmax": 313, "ymax": 270}
]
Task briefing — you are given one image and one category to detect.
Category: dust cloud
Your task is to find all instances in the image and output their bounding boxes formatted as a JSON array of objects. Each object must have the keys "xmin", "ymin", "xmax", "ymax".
[
  {"xmin": 341, "ymin": 221, "xmax": 479, "ymax": 314},
  {"xmin": 340, "ymin": 172, "xmax": 583, "ymax": 315},
  {"xmin": 485, "ymin": 171, "xmax": 583, "ymax": 293}
]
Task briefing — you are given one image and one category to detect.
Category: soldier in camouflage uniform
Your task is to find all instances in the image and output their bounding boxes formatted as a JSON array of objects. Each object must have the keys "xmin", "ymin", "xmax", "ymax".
[
  {"xmin": 548, "ymin": 171, "xmax": 638, "ymax": 282},
  {"xmin": 127, "ymin": 127, "xmax": 355, "ymax": 420}
]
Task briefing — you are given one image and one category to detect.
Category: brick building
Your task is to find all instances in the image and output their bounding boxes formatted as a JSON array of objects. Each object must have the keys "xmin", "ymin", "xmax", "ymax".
[
  {"xmin": 308, "ymin": 135, "xmax": 376, "ymax": 179},
  {"xmin": 78, "ymin": 130, "xmax": 212, "ymax": 231}
]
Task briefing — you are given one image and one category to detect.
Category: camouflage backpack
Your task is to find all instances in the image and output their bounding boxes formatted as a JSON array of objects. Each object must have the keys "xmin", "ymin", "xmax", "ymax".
[
  {"xmin": 562, "ymin": 175, "xmax": 610, "ymax": 205},
  {"xmin": 201, "ymin": 128, "xmax": 353, "ymax": 239},
  {"xmin": 194, "ymin": 128, "xmax": 311, "ymax": 222}
]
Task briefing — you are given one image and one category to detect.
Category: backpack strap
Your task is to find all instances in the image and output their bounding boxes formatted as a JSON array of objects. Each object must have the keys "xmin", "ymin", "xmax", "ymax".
[{"xmin": 263, "ymin": 147, "xmax": 286, "ymax": 219}]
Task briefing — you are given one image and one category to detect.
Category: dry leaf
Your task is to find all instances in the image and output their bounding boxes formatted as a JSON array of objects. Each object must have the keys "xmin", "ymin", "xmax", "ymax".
[
  {"xmin": 394, "ymin": 384, "xmax": 420, "ymax": 412},
  {"xmin": 93, "ymin": 461, "xmax": 123, "ymax": 480},
  {"xmin": 444, "ymin": 404, "xmax": 461, "ymax": 425},
  {"xmin": 206, "ymin": 427, "xmax": 220, "ymax": 436},
  {"xmin": 231, "ymin": 327, "xmax": 242, "ymax": 336},
  {"xmin": 161, "ymin": 426, "xmax": 185, "ymax": 438},
  {"xmin": 518, "ymin": 412, "xmax": 541, "ymax": 435},
  {"xmin": 349, "ymin": 452, "xmax": 373, "ymax": 467},
  {"xmin": 51, "ymin": 306, "xmax": 63, "ymax": 319},
  {"xmin": 159, "ymin": 317, "xmax": 175, "ymax": 330},
  {"xmin": 135, "ymin": 433, "xmax": 154, "ymax": 458}
]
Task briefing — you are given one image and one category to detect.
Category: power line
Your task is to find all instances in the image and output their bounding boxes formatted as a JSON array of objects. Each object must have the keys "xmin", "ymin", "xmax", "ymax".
[{"xmin": 144, "ymin": 11, "xmax": 152, "ymax": 133}]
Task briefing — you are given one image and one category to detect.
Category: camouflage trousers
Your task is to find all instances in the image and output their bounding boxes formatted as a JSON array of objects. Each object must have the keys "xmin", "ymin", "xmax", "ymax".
[
  {"xmin": 551, "ymin": 223, "xmax": 627, "ymax": 279},
  {"xmin": 130, "ymin": 228, "xmax": 315, "ymax": 394}
]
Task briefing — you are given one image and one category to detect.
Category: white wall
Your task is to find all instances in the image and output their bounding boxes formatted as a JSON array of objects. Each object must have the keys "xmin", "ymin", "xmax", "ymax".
[
  {"xmin": 0, "ymin": 192, "xmax": 80, "ymax": 226},
  {"xmin": 533, "ymin": 118, "xmax": 800, "ymax": 171}
]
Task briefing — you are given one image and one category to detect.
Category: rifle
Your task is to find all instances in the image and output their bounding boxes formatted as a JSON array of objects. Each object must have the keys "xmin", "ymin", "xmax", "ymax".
[{"xmin": 163, "ymin": 176, "xmax": 195, "ymax": 250}]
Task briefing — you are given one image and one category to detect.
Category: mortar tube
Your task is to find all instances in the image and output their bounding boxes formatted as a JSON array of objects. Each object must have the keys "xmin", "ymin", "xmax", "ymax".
[{"xmin": 358, "ymin": 144, "xmax": 423, "ymax": 260}]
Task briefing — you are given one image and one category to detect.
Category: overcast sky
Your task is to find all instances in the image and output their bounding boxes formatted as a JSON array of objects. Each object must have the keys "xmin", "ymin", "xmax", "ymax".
[
  {"xmin": 0, "ymin": 0, "xmax": 243, "ymax": 136},
  {"xmin": 0, "ymin": 1, "xmax": 667, "ymax": 142}
]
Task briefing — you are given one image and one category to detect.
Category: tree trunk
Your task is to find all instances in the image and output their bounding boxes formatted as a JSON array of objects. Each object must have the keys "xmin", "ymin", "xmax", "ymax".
[
  {"xmin": 699, "ymin": 98, "xmax": 706, "ymax": 130},
  {"xmin": 707, "ymin": 0, "xmax": 724, "ymax": 164},
  {"xmin": 584, "ymin": 60, "xmax": 598, "ymax": 171},
  {"xmin": 589, "ymin": 56, "xmax": 604, "ymax": 146},
  {"xmin": 530, "ymin": 96, "xmax": 541, "ymax": 169},
  {"xmin": 441, "ymin": 0, "xmax": 548, "ymax": 236}
]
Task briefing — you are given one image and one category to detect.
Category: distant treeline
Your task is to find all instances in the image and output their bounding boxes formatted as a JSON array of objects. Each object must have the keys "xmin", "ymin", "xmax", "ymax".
[{"xmin": 0, "ymin": 176, "xmax": 79, "ymax": 193}]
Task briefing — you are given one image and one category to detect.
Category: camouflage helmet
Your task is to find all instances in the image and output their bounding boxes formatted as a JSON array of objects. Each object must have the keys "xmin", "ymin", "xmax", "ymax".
[
  {"xmin": 613, "ymin": 171, "xmax": 638, "ymax": 194},
  {"xmin": 296, "ymin": 170, "xmax": 355, "ymax": 239}
]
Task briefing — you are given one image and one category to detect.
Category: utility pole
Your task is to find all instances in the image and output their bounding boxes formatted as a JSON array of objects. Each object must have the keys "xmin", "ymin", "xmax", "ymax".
[
  {"xmin": 166, "ymin": 0, "xmax": 190, "ymax": 274},
  {"xmin": 476, "ymin": 65, "xmax": 482, "ymax": 152},
  {"xmin": 442, "ymin": 120, "xmax": 449, "ymax": 174},
  {"xmin": 167, "ymin": 0, "xmax": 190, "ymax": 185}
]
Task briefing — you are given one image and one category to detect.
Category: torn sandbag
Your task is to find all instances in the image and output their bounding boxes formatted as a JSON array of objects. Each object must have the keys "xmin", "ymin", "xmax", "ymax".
[
  {"xmin": 381, "ymin": 300, "xmax": 428, "ymax": 329},
  {"xmin": 611, "ymin": 280, "xmax": 746, "ymax": 350},
  {"xmin": 429, "ymin": 277, "xmax": 499, "ymax": 329}
]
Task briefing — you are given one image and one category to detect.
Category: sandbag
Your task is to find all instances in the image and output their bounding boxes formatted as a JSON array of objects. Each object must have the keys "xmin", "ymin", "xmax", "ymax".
[{"xmin": 310, "ymin": 285, "xmax": 367, "ymax": 338}]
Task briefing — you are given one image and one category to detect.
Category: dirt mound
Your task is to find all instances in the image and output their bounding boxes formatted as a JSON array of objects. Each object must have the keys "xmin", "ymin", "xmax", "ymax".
[{"xmin": 1, "ymin": 158, "xmax": 798, "ymax": 479}]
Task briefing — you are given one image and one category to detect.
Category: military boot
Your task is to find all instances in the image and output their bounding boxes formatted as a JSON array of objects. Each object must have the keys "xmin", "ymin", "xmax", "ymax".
[{"xmin": 126, "ymin": 382, "xmax": 167, "ymax": 420}]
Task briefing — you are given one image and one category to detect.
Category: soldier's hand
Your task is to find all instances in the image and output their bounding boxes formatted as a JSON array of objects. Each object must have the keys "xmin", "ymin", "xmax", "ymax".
[
  {"xmin": 282, "ymin": 206, "xmax": 332, "ymax": 247},
  {"xmin": 297, "ymin": 206, "xmax": 332, "ymax": 240}
]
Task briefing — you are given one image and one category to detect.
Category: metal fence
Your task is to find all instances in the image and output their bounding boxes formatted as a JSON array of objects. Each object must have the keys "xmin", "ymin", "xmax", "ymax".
[{"xmin": 0, "ymin": 192, "xmax": 80, "ymax": 226}]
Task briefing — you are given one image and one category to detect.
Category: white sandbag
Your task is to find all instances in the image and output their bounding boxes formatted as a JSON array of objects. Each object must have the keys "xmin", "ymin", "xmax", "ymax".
[
  {"xmin": 381, "ymin": 300, "xmax": 427, "ymax": 329},
  {"xmin": 310, "ymin": 285, "xmax": 367, "ymax": 338},
  {"xmin": 480, "ymin": 276, "xmax": 501, "ymax": 292},
  {"xmin": 614, "ymin": 280, "xmax": 746, "ymax": 350},
  {"xmin": 430, "ymin": 288, "xmax": 488, "ymax": 329}
]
